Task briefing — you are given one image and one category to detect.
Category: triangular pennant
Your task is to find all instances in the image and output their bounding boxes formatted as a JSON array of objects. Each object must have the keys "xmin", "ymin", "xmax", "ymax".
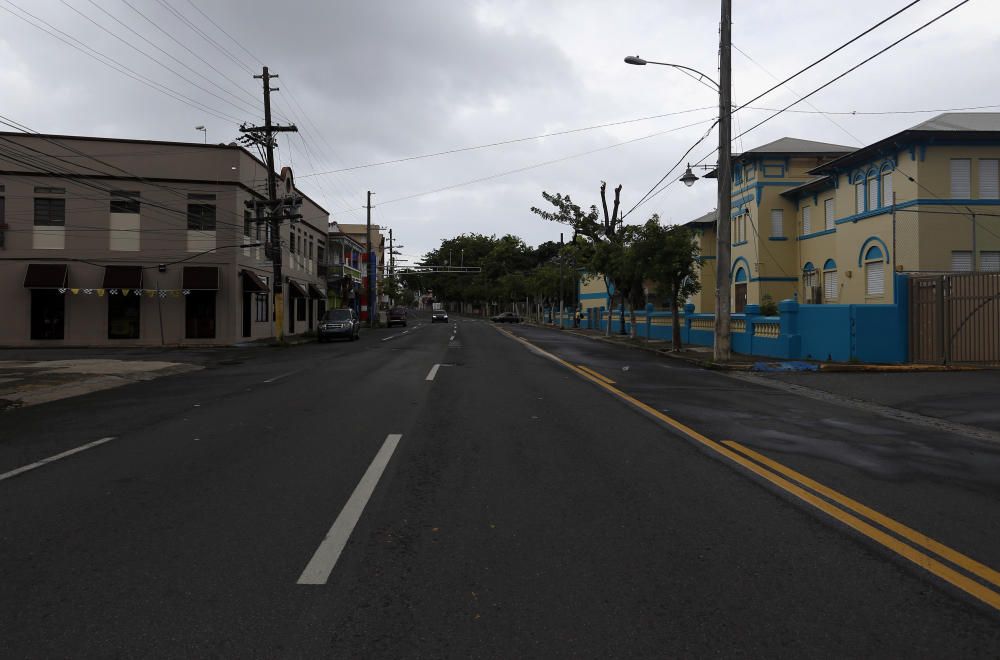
[
  {"xmin": 83, "ymin": 289, "xmax": 93, "ymax": 295},
  {"xmin": 121, "ymin": 289, "xmax": 130, "ymax": 296},
  {"xmin": 58, "ymin": 288, "xmax": 67, "ymax": 294},
  {"xmin": 170, "ymin": 290, "xmax": 181, "ymax": 298},
  {"xmin": 145, "ymin": 289, "xmax": 156, "ymax": 298},
  {"xmin": 158, "ymin": 290, "xmax": 167, "ymax": 298},
  {"xmin": 96, "ymin": 289, "xmax": 106, "ymax": 297},
  {"xmin": 70, "ymin": 288, "xmax": 80, "ymax": 295},
  {"xmin": 182, "ymin": 289, "xmax": 191, "ymax": 296}
]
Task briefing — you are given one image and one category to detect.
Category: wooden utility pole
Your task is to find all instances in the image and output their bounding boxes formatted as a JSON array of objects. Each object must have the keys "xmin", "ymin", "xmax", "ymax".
[
  {"xmin": 241, "ymin": 66, "xmax": 296, "ymax": 342},
  {"xmin": 366, "ymin": 191, "xmax": 375, "ymax": 327},
  {"xmin": 714, "ymin": 0, "xmax": 733, "ymax": 362}
]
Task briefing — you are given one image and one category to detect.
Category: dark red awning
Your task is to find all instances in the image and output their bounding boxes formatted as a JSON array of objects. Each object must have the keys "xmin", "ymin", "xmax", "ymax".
[
  {"xmin": 23, "ymin": 264, "xmax": 68, "ymax": 288},
  {"xmin": 241, "ymin": 269, "xmax": 268, "ymax": 293}
]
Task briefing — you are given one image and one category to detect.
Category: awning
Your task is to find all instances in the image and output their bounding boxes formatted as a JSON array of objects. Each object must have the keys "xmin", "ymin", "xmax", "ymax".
[
  {"xmin": 103, "ymin": 265, "xmax": 143, "ymax": 289},
  {"xmin": 182, "ymin": 266, "xmax": 220, "ymax": 290},
  {"xmin": 308, "ymin": 284, "xmax": 325, "ymax": 300},
  {"xmin": 241, "ymin": 269, "xmax": 268, "ymax": 293},
  {"xmin": 23, "ymin": 263, "xmax": 68, "ymax": 288},
  {"xmin": 286, "ymin": 279, "xmax": 307, "ymax": 297}
]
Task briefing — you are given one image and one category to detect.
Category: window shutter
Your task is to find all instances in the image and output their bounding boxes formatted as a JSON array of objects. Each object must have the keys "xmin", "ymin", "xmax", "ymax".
[
  {"xmin": 979, "ymin": 159, "xmax": 999, "ymax": 199},
  {"xmin": 823, "ymin": 270, "xmax": 838, "ymax": 301},
  {"xmin": 981, "ymin": 251, "xmax": 1000, "ymax": 272},
  {"xmin": 770, "ymin": 209, "xmax": 783, "ymax": 237},
  {"xmin": 951, "ymin": 159, "xmax": 971, "ymax": 198},
  {"xmin": 881, "ymin": 173, "xmax": 893, "ymax": 207},
  {"xmin": 869, "ymin": 178, "xmax": 878, "ymax": 209},
  {"xmin": 856, "ymin": 182, "xmax": 865, "ymax": 213},
  {"xmin": 824, "ymin": 198, "xmax": 834, "ymax": 230},
  {"xmin": 951, "ymin": 250, "xmax": 973, "ymax": 271},
  {"xmin": 802, "ymin": 206, "xmax": 811, "ymax": 235},
  {"xmin": 866, "ymin": 262, "xmax": 885, "ymax": 296}
]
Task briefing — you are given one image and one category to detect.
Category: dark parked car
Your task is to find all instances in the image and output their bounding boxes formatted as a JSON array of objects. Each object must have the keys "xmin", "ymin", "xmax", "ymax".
[
  {"xmin": 491, "ymin": 312, "xmax": 522, "ymax": 323},
  {"xmin": 431, "ymin": 309, "xmax": 449, "ymax": 323},
  {"xmin": 387, "ymin": 307, "xmax": 407, "ymax": 327},
  {"xmin": 318, "ymin": 308, "xmax": 359, "ymax": 342}
]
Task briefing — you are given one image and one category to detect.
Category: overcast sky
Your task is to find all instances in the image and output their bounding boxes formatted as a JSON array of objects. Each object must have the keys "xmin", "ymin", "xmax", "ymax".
[{"xmin": 3, "ymin": 0, "xmax": 999, "ymax": 263}]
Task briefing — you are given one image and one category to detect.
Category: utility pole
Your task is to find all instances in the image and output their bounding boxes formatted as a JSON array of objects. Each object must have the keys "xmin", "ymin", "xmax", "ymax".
[
  {"xmin": 559, "ymin": 232, "xmax": 565, "ymax": 328},
  {"xmin": 366, "ymin": 191, "xmax": 375, "ymax": 328},
  {"xmin": 714, "ymin": 0, "xmax": 733, "ymax": 362},
  {"xmin": 241, "ymin": 66, "xmax": 296, "ymax": 342},
  {"xmin": 388, "ymin": 227, "xmax": 394, "ymax": 307}
]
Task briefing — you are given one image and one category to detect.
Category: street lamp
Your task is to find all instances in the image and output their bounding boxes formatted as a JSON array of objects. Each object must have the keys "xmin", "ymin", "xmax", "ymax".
[
  {"xmin": 194, "ymin": 125, "xmax": 207, "ymax": 143},
  {"xmin": 623, "ymin": 0, "xmax": 732, "ymax": 362}
]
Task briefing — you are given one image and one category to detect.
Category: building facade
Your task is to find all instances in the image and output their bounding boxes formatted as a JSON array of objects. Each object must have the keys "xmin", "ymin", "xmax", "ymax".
[
  {"xmin": 683, "ymin": 113, "xmax": 1000, "ymax": 312},
  {"xmin": 325, "ymin": 222, "xmax": 364, "ymax": 313},
  {"xmin": 0, "ymin": 132, "xmax": 328, "ymax": 346}
]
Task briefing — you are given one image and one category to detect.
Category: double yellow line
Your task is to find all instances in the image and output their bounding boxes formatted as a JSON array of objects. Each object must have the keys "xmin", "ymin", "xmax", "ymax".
[{"xmin": 502, "ymin": 329, "xmax": 1000, "ymax": 612}]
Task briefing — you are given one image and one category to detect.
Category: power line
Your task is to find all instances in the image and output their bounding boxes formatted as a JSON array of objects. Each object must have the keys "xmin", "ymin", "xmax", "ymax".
[
  {"xmin": 59, "ymin": 0, "xmax": 261, "ymax": 118},
  {"xmin": 298, "ymin": 106, "xmax": 717, "ymax": 178},
  {"xmin": 153, "ymin": 0, "xmax": 255, "ymax": 74},
  {"xmin": 182, "ymin": 0, "xmax": 264, "ymax": 67},
  {"xmin": 118, "ymin": 0, "xmax": 260, "ymax": 105},
  {"xmin": 0, "ymin": 0, "xmax": 241, "ymax": 124}
]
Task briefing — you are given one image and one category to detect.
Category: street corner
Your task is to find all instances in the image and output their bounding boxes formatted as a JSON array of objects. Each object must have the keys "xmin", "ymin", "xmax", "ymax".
[{"xmin": 0, "ymin": 358, "xmax": 203, "ymax": 410}]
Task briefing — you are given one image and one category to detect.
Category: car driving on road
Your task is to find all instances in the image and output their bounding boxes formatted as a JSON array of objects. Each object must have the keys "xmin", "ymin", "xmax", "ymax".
[
  {"xmin": 491, "ymin": 311, "xmax": 522, "ymax": 323},
  {"xmin": 318, "ymin": 308, "xmax": 360, "ymax": 342},
  {"xmin": 431, "ymin": 309, "xmax": 449, "ymax": 323},
  {"xmin": 387, "ymin": 307, "xmax": 408, "ymax": 327}
]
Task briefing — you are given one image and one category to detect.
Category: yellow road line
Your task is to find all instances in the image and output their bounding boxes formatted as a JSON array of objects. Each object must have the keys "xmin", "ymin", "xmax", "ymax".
[
  {"xmin": 577, "ymin": 364, "xmax": 616, "ymax": 384},
  {"xmin": 500, "ymin": 328, "xmax": 1000, "ymax": 612},
  {"xmin": 724, "ymin": 440, "xmax": 1000, "ymax": 591}
]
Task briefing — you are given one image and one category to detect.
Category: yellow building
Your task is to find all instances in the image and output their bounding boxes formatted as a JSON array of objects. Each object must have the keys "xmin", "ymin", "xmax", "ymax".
[
  {"xmin": 683, "ymin": 210, "xmax": 717, "ymax": 313},
  {"xmin": 683, "ymin": 113, "xmax": 1000, "ymax": 310}
]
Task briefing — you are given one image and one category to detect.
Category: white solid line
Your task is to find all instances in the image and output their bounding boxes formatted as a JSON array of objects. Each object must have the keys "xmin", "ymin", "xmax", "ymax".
[
  {"xmin": 297, "ymin": 433, "xmax": 403, "ymax": 585},
  {"xmin": 263, "ymin": 371, "xmax": 297, "ymax": 383},
  {"xmin": 380, "ymin": 335, "xmax": 397, "ymax": 342},
  {"xmin": 426, "ymin": 363, "xmax": 441, "ymax": 381},
  {"xmin": 0, "ymin": 437, "xmax": 116, "ymax": 483}
]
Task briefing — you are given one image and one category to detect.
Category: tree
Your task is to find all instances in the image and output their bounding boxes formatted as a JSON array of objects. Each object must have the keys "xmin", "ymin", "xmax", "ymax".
[
  {"xmin": 532, "ymin": 182, "xmax": 623, "ymax": 336},
  {"xmin": 640, "ymin": 217, "xmax": 701, "ymax": 350}
]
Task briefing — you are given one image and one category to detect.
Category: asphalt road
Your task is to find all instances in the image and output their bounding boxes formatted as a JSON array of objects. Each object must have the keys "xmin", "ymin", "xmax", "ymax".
[{"xmin": 1, "ymin": 313, "xmax": 998, "ymax": 657}]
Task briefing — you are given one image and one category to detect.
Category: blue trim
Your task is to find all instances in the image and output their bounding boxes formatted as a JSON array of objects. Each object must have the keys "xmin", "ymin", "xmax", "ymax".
[
  {"xmin": 732, "ymin": 256, "xmax": 751, "ymax": 282},
  {"xmin": 579, "ymin": 292, "xmax": 609, "ymax": 300},
  {"xmin": 823, "ymin": 258, "xmax": 837, "ymax": 270},
  {"xmin": 857, "ymin": 236, "xmax": 890, "ymax": 267},
  {"xmin": 798, "ymin": 228, "xmax": 837, "ymax": 241},
  {"xmin": 835, "ymin": 197, "xmax": 1000, "ymax": 226},
  {"xmin": 768, "ymin": 236, "xmax": 789, "ymax": 241},
  {"xmin": 762, "ymin": 164, "xmax": 785, "ymax": 178},
  {"xmin": 865, "ymin": 245, "xmax": 884, "ymax": 260},
  {"xmin": 735, "ymin": 268, "xmax": 748, "ymax": 283},
  {"xmin": 751, "ymin": 276, "xmax": 798, "ymax": 282},
  {"xmin": 803, "ymin": 261, "xmax": 816, "ymax": 272}
]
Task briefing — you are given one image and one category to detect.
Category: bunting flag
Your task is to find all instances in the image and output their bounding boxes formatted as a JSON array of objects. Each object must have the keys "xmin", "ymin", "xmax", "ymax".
[{"xmin": 53, "ymin": 287, "xmax": 193, "ymax": 297}]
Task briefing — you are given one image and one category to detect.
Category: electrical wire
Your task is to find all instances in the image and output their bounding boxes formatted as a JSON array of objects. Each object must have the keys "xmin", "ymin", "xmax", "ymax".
[
  {"xmin": 153, "ymin": 0, "xmax": 255, "ymax": 75},
  {"xmin": 0, "ymin": 0, "xmax": 242, "ymax": 124}
]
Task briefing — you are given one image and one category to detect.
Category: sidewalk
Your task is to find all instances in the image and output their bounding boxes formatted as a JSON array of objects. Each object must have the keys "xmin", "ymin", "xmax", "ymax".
[{"xmin": 527, "ymin": 321, "xmax": 1000, "ymax": 436}]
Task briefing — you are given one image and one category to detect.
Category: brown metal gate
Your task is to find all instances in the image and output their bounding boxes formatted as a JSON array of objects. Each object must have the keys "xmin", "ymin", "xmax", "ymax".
[{"xmin": 909, "ymin": 273, "xmax": 1000, "ymax": 364}]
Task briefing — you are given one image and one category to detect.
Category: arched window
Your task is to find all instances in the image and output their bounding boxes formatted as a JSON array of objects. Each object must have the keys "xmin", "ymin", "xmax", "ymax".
[
  {"xmin": 854, "ymin": 174, "xmax": 866, "ymax": 213},
  {"xmin": 867, "ymin": 169, "xmax": 879, "ymax": 210},
  {"xmin": 802, "ymin": 262, "xmax": 817, "ymax": 288},
  {"xmin": 823, "ymin": 258, "xmax": 838, "ymax": 302},
  {"xmin": 734, "ymin": 267, "xmax": 748, "ymax": 283},
  {"xmin": 734, "ymin": 266, "xmax": 748, "ymax": 313},
  {"xmin": 880, "ymin": 163, "xmax": 894, "ymax": 208},
  {"xmin": 865, "ymin": 245, "xmax": 886, "ymax": 296}
]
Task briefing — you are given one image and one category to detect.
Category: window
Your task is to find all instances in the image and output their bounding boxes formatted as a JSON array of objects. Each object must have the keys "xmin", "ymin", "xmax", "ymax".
[
  {"xmin": 317, "ymin": 245, "xmax": 325, "ymax": 265},
  {"xmin": 108, "ymin": 294, "xmax": 140, "ymax": 339},
  {"xmin": 243, "ymin": 210, "xmax": 252, "ymax": 237},
  {"xmin": 824, "ymin": 198, "xmax": 834, "ymax": 230},
  {"xmin": 979, "ymin": 159, "xmax": 999, "ymax": 199},
  {"xmin": 881, "ymin": 173, "xmax": 893, "ymax": 207},
  {"xmin": 950, "ymin": 159, "xmax": 971, "ymax": 198},
  {"xmin": 802, "ymin": 206, "xmax": 812, "ymax": 235},
  {"xmin": 296, "ymin": 297, "xmax": 306, "ymax": 321},
  {"xmin": 34, "ymin": 186, "xmax": 65, "ymax": 194},
  {"xmin": 187, "ymin": 203, "xmax": 216, "ymax": 231},
  {"xmin": 823, "ymin": 259, "xmax": 838, "ymax": 302},
  {"xmin": 0, "ymin": 194, "xmax": 5, "ymax": 249},
  {"xmin": 770, "ymin": 209, "xmax": 783, "ymax": 238},
  {"xmin": 185, "ymin": 291, "xmax": 216, "ymax": 338},
  {"xmin": 951, "ymin": 250, "xmax": 973, "ymax": 272},
  {"xmin": 110, "ymin": 191, "xmax": 140, "ymax": 214},
  {"xmin": 855, "ymin": 180, "xmax": 865, "ymax": 213},
  {"xmin": 864, "ymin": 245, "xmax": 885, "ymax": 297},
  {"xmin": 803, "ymin": 264, "xmax": 818, "ymax": 289},
  {"xmin": 868, "ymin": 174, "xmax": 879, "ymax": 210},
  {"xmin": 982, "ymin": 251, "xmax": 1000, "ymax": 272},
  {"xmin": 290, "ymin": 230, "xmax": 296, "ymax": 254},
  {"xmin": 255, "ymin": 293, "xmax": 269, "ymax": 321},
  {"xmin": 34, "ymin": 198, "xmax": 65, "ymax": 226}
]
